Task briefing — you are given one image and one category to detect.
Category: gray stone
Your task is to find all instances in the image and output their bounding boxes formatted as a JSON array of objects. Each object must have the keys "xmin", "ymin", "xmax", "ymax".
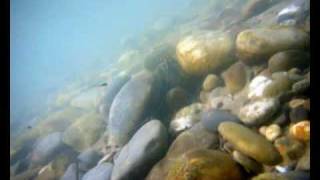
[
  {"xmin": 111, "ymin": 120, "xmax": 168, "ymax": 180},
  {"xmin": 78, "ymin": 149, "xmax": 103, "ymax": 171},
  {"xmin": 82, "ymin": 163, "xmax": 113, "ymax": 180},
  {"xmin": 108, "ymin": 71, "xmax": 157, "ymax": 147},
  {"xmin": 200, "ymin": 109, "xmax": 240, "ymax": 132},
  {"xmin": 30, "ymin": 132, "xmax": 66, "ymax": 166}
]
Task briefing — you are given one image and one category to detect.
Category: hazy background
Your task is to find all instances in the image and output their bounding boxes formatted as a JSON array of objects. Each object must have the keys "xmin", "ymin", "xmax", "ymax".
[{"xmin": 10, "ymin": 0, "xmax": 194, "ymax": 134}]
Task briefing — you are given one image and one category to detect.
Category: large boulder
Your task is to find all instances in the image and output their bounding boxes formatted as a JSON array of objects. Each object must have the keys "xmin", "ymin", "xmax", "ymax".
[
  {"xmin": 62, "ymin": 112, "xmax": 105, "ymax": 152},
  {"xmin": 108, "ymin": 70, "xmax": 158, "ymax": 147},
  {"xmin": 176, "ymin": 31, "xmax": 235, "ymax": 76},
  {"xmin": 111, "ymin": 120, "xmax": 168, "ymax": 180},
  {"xmin": 236, "ymin": 27, "xmax": 309, "ymax": 64},
  {"xmin": 218, "ymin": 122, "xmax": 282, "ymax": 165}
]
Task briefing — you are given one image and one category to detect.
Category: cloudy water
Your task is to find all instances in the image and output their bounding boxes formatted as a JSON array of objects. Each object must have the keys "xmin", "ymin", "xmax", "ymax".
[{"xmin": 10, "ymin": 0, "xmax": 310, "ymax": 179}]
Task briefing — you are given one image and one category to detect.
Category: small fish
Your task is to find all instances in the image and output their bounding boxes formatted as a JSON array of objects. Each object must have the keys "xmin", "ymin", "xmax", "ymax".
[
  {"xmin": 99, "ymin": 82, "xmax": 108, "ymax": 87},
  {"xmin": 27, "ymin": 126, "xmax": 32, "ymax": 129}
]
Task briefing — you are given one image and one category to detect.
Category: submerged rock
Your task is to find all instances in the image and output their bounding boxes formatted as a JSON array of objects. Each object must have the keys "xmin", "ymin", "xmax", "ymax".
[
  {"xmin": 277, "ymin": 0, "xmax": 310, "ymax": 25},
  {"xmin": 169, "ymin": 103, "xmax": 203, "ymax": 136},
  {"xmin": 200, "ymin": 109, "xmax": 240, "ymax": 132},
  {"xmin": 241, "ymin": 0, "xmax": 272, "ymax": 20},
  {"xmin": 268, "ymin": 50, "xmax": 310, "ymax": 73},
  {"xmin": 61, "ymin": 163, "xmax": 84, "ymax": 180},
  {"xmin": 30, "ymin": 132, "xmax": 66, "ymax": 167},
  {"xmin": 232, "ymin": 150, "xmax": 263, "ymax": 174},
  {"xmin": 202, "ymin": 74, "xmax": 221, "ymax": 92},
  {"xmin": 248, "ymin": 75, "xmax": 273, "ymax": 99},
  {"xmin": 176, "ymin": 31, "xmax": 235, "ymax": 76},
  {"xmin": 82, "ymin": 163, "xmax": 113, "ymax": 180},
  {"xmin": 289, "ymin": 120, "xmax": 310, "ymax": 141},
  {"xmin": 252, "ymin": 171, "xmax": 309, "ymax": 180},
  {"xmin": 222, "ymin": 62, "xmax": 249, "ymax": 94},
  {"xmin": 111, "ymin": 120, "xmax": 168, "ymax": 180},
  {"xmin": 239, "ymin": 98, "xmax": 279, "ymax": 126},
  {"xmin": 236, "ymin": 27, "xmax": 309, "ymax": 64},
  {"xmin": 166, "ymin": 149, "xmax": 244, "ymax": 180},
  {"xmin": 274, "ymin": 136, "xmax": 305, "ymax": 165},
  {"xmin": 166, "ymin": 87, "xmax": 189, "ymax": 113},
  {"xmin": 101, "ymin": 72, "xmax": 130, "ymax": 121},
  {"xmin": 296, "ymin": 142, "xmax": 310, "ymax": 170},
  {"xmin": 62, "ymin": 112, "xmax": 105, "ymax": 152},
  {"xmin": 108, "ymin": 70, "xmax": 157, "ymax": 147},
  {"xmin": 77, "ymin": 149, "xmax": 103, "ymax": 172},
  {"xmin": 218, "ymin": 122, "xmax": 282, "ymax": 165},
  {"xmin": 146, "ymin": 123, "xmax": 219, "ymax": 180}
]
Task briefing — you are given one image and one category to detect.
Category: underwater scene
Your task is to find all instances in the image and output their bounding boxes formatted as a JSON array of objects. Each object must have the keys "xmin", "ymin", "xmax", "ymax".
[{"xmin": 10, "ymin": 0, "xmax": 310, "ymax": 179}]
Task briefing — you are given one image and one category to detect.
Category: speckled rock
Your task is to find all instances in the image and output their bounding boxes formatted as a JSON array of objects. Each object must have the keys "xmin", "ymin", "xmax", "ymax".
[
  {"xmin": 236, "ymin": 27, "xmax": 309, "ymax": 64},
  {"xmin": 169, "ymin": 103, "xmax": 203, "ymax": 136},
  {"xmin": 166, "ymin": 149, "xmax": 244, "ymax": 180},
  {"xmin": 108, "ymin": 71, "xmax": 156, "ymax": 147},
  {"xmin": 202, "ymin": 74, "xmax": 221, "ymax": 91},
  {"xmin": 222, "ymin": 62, "xmax": 249, "ymax": 94},
  {"xmin": 218, "ymin": 122, "xmax": 282, "ymax": 165},
  {"xmin": 268, "ymin": 50, "xmax": 309, "ymax": 73},
  {"xmin": 146, "ymin": 123, "xmax": 219, "ymax": 180},
  {"xmin": 248, "ymin": 75, "xmax": 273, "ymax": 99},
  {"xmin": 200, "ymin": 109, "xmax": 240, "ymax": 132},
  {"xmin": 176, "ymin": 31, "xmax": 235, "ymax": 76},
  {"xmin": 82, "ymin": 163, "xmax": 113, "ymax": 180},
  {"xmin": 252, "ymin": 171, "xmax": 309, "ymax": 180},
  {"xmin": 289, "ymin": 120, "xmax": 310, "ymax": 141},
  {"xmin": 265, "ymin": 124, "xmax": 281, "ymax": 141},
  {"xmin": 111, "ymin": 120, "xmax": 168, "ymax": 180},
  {"xmin": 166, "ymin": 87, "xmax": 189, "ymax": 113},
  {"xmin": 239, "ymin": 98, "xmax": 279, "ymax": 126},
  {"xmin": 232, "ymin": 150, "xmax": 263, "ymax": 174},
  {"xmin": 62, "ymin": 112, "xmax": 105, "ymax": 152}
]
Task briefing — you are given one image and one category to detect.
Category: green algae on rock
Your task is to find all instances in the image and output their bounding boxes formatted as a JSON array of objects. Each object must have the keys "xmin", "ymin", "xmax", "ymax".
[{"xmin": 218, "ymin": 122, "xmax": 282, "ymax": 165}]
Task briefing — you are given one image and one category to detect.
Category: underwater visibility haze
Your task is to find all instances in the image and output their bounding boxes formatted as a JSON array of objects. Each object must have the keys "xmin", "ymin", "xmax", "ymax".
[{"xmin": 10, "ymin": 0, "xmax": 310, "ymax": 179}]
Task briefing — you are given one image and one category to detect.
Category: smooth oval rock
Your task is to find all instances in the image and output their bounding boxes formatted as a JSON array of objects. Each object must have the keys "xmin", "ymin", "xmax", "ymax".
[
  {"xmin": 200, "ymin": 109, "xmax": 240, "ymax": 132},
  {"xmin": 146, "ymin": 123, "xmax": 219, "ymax": 180},
  {"xmin": 176, "ymin": 31, "xmax": 235, "ymax": 76},
  {"xmin": 30, "ymin": 132, "xmax": 66, "ymax": 167},
  {"xmin": 232, "ymin": 150, "xmax": 263, "ymax": 174},
  {"xmin": 63, "ymin": 112, "xmax": 105, "ymax": 152},
  {"xmin": 202, "ymin": 74, "xmax": 221, "ymax": 92},
  {"xmin": 289, "ymin": 120, "xmax": 310, "ymax": 141},
  {"xmin": 239, "ymin": 98, "xmax": 279, "ymax": 126},
  {"xmin": 108, "ymin": 71, "xmax": 156, "ymax": 147},
  {"xmin": 166, "ymin": 149, "xmax": 244, "ymax": 180},
  {"xmin": 222, "ymin": 62, "xmax": 249, "ymax": 94},
  {"xmin": 218, "ymin": 122, "xmax": 282, "ymax": 165},
  {"xmin": 78, "ymin": 149, "xmax": 103, "ymax": 172},
  {"xmin": 82, "ymin": 163, "xmax": 113, "ymax": 180},
  {"xmin": 111, "ymin": 120, "xmax": 168, "ymax": 180},
  {"xmin": 101, "ymin": 73, "xmax": 130, "ymax": 122},
  {"xmin": 268, "ymin": 50, "xmax": 310, "ymax": 73},
  {"xmin": 236, "ymin": 27, "xmax": 309, "ymax": 64}
]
